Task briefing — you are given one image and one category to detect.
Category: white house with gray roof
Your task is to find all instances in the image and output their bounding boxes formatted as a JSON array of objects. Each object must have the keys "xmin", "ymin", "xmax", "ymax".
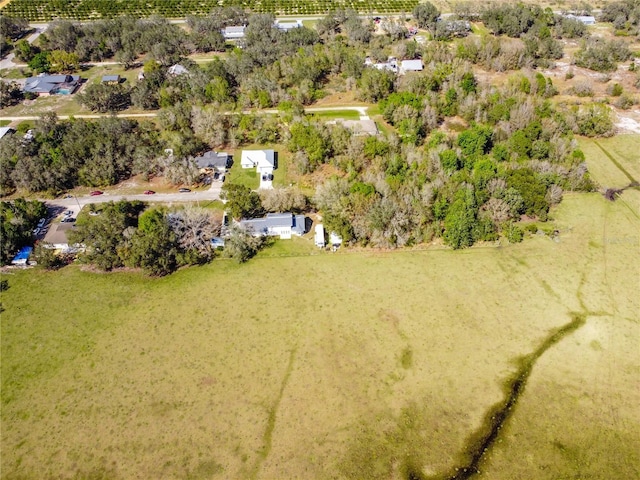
[
  {"xmin": 239, "ymin": 213, "xmax": 306, "ymax": 239},
  {"xmin": 241, "ymin": 149, "xmax": 275, "ymax": 174}
]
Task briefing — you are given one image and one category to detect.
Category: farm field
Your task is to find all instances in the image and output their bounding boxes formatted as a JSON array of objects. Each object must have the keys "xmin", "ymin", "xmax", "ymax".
[
  {"xmin": 1, "ymin": 0, "xmax": 421, "ymax": 21},
  {"xmin": 1, "ymin": 139, "xmax": 639, "ymax": 479}
]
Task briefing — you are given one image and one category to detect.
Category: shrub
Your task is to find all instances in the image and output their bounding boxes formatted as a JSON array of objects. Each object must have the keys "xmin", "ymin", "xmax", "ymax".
[
  {"xmin": 571, "ymin": 81, "xmax": 594, "ymax": 97},
  {"xmin": 614, "ymin": 94, "xmax": 636, "ymax": 109},
  {"xmin": 504, "ymin": 223, "xmax": 524, "ymax": 243},
  {"xmin": 574, "ymin": 104, "xmax": 615, "ymax": 137},
  {"xmin": 607, "ymin": 83, "xmax": 624, "ymax": 96}
]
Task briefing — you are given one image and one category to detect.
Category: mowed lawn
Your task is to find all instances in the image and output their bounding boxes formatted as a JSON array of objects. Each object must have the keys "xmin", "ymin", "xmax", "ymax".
[{"xmin": 2, "ymin": 150, "xmax": 639, "ymax": 479}]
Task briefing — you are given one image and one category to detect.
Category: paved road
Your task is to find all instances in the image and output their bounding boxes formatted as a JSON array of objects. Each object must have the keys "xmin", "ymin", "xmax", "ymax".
[
  {"xmin": 0, "ymin": 27, "xmax": 45, "ymax": 70},
  {"xmin": 45, "ymin": 184, "xmax": 223, "ymax": 209}
]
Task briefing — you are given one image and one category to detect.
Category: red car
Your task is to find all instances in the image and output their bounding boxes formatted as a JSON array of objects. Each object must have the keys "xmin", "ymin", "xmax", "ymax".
[
  {"xmin": 143, "ymin": 190, "xmax": 156, "ymax": 195},
  {"xmin": 90, "ymin": 190, "xmax": 103, "ymax": 196}
]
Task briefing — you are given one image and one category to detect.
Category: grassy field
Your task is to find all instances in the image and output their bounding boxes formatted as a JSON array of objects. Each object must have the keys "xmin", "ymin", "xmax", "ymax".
[
  {"xmin": 1, "ymin": 136, "xmax": 639, "ymax": 480},
  {"xmin": 307, "ymin": 109, "xmax": 361, "ymax": 120},
  {"xmin": 579, "ymin": 135, "xmax": 640, "ymax": 187}
]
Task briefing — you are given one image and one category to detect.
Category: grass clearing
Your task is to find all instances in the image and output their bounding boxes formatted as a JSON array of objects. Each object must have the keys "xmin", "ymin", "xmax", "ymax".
[
  {"xmin": 2, "ymin": 194, "xmax": 638, "ymax": 479},
  {"xmin": 307, "ymin": 109, "xmax": 361, "ymax": 120},
  {"xmin": 1, "ymin": 134, "xmax": 639, "ymax": 479},
  {"xmin": 226, "ymin": 156, "xmax": 259, "ymax": 189},
  {"xmin": 579, "ymin": 134, "xmax": 640, "ymax": 187}
]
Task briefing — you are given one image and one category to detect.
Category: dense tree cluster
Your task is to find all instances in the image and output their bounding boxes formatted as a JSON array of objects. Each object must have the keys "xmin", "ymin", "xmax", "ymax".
[
  {"xmin": 302, "ymin": 67, "xmax": 594, "ymax": 249},
  {"xmin": 599, "ymin": 0, "xmax": 640, "ymax": 35},
  {"xmin": 0, "ymin": 199, "xmax": 46, "ymax": 265},
  {"xmin": 69, "ymin": 201, "xmax": 220, "ymax": 275},
  {"xmin": 573, "ymin": 38, "xmax": 633, "ymax": 72},
  {"xmin": 0, "ymin": 114, "xmax": 161, "ymax": 194},
  {"xmin": 0, "ymin": 15, "xmax": 30, "ymax": 57}
]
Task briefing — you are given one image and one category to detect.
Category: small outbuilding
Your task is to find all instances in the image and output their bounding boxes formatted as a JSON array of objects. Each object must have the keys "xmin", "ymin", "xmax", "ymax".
[
  {"xmin": 101, "ymin": 75, "xmax": 120, "ymax": 84},
  {"xmin": 329, "ymin": 232, "xmax": 343, "ymax": 248}
]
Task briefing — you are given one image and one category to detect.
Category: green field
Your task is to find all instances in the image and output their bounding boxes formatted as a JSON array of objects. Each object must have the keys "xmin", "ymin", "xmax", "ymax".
[
  {"xmin": 579, "ymin": 135, "xmax": 640, "ymax": 188},
  {"xmin": 1, "ymin": 137, "xmax": 639, "ymax": 479},
  {"xmin": 0, "ymin": 0, "xmax": 420, "ymax": 21}
]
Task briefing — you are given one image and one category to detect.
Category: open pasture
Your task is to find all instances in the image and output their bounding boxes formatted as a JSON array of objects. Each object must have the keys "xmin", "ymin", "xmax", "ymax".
[
  {"xmin": 579, "ymin": 135, "xmax": 640, "ymax": 188},
  {"xmin": 2, "ymin": 187, "xmax": 638, "ymax": 479}
]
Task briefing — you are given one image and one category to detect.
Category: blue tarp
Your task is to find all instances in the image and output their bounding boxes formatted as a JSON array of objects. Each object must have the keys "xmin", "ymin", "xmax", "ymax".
[{"xmin": 11, "ymin": 246, "xmax": 32, "ymax": 264}]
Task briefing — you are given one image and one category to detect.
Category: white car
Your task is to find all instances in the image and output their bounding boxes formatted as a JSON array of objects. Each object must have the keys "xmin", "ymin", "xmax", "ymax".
[
  {"xmin": 37, "ymin": 218, "xmax": 46, "ymax": 227},
  {"xmin": 33, "ymin": 228, "xmax": 40, "ymax": 236}
]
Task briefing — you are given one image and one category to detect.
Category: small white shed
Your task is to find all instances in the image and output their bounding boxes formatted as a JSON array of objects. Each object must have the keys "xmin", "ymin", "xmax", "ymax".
[{"xmin": 315, "ymin": 224, "xmax": 326, "ymax": 248}]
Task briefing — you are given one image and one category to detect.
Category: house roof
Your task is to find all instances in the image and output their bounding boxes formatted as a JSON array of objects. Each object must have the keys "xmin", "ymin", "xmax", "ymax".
[
  {"xmin": 102, "ymin": 75, "xmax": 120, "ymax": 82},
  {"xmin": 24, "ymin": 75, "xmax": 80, "ymax": 94},
  {"xmin": 400, "ymin": 59, "xmax": 423, "ymax": 72},
  {"xmin": 194, "ymin": 151, "xmax": 229, "ymax": 169},
  {"xmin": 565, "ymin": 14, "xmax": 596, "ymax": 23},
  {"xmin": 239, "ymin": 213, "xmax": 305, "ymax": 235},
  {"xmin": 223, "ymin": 25, "xmax": 246, "ymax": 38},
  {"xmin": 168, "ymin": 64, "xmax": 188, "ymax": 75},
  {"xmin": 0, "ymin": 127, "xmax": 15, "ymax": 139},
  {"xmin": 276, "ymin": 20, "xmax": 302, "ymax": 30},
  {"xmin": 334, "ymin": 119, "xmax": 379, "ymax": 136},
  {"xmin": 241, "ymin": 149, "xmax": 275, "ymax": 169},
  {"xmin": 43, "ymin": 222, "xmax": 74, "ymax": 246}
]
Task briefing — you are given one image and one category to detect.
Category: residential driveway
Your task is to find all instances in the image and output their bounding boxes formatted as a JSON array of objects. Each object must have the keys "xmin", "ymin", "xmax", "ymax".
[
  {"xmin": 259, "ymin": 178, "xmax": 273, "ymax": 190},
  {"xmin": 259, "ymin": 170, "xmax": 274, "ymax": 190}
]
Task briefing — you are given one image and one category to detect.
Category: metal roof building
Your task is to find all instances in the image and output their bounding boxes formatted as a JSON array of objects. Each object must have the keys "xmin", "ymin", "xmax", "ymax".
[{"xmin": 239, "ymin": 213, "xmax": 306, "ymax": 239}]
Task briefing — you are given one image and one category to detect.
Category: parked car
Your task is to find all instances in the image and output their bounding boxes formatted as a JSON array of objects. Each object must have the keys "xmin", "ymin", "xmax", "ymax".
[
  {"xmin": 262, "ymin": 175, "xmax": 267, "ymax": 181},
  {"xmin": 61, "ymin": 217, "xmax": 76, "ymax": 223},
  {"xmin": 90, "ymin": 190, "xmax": 103, "ymax": 196},
  {"xmin": 63, "ymin": 210, "xmax": 73, "ymax": 216},
  {"xmin": 179, "ymin": 188, "xmax": 191, "ymax": 193},
  {"xmin": 32, "ymin": 228, "xmax": 40, "ymax": 236},
  {"xmin": 267, "ymin": 174, "xmax": 274, "ymax": 181},
  {"xmin": 37, "ymin": 218, "xmax": 46, "ymax": 227},
  {"xmin": 143, "ymin": 190, "xmax": 155, "ymax": 195}
]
